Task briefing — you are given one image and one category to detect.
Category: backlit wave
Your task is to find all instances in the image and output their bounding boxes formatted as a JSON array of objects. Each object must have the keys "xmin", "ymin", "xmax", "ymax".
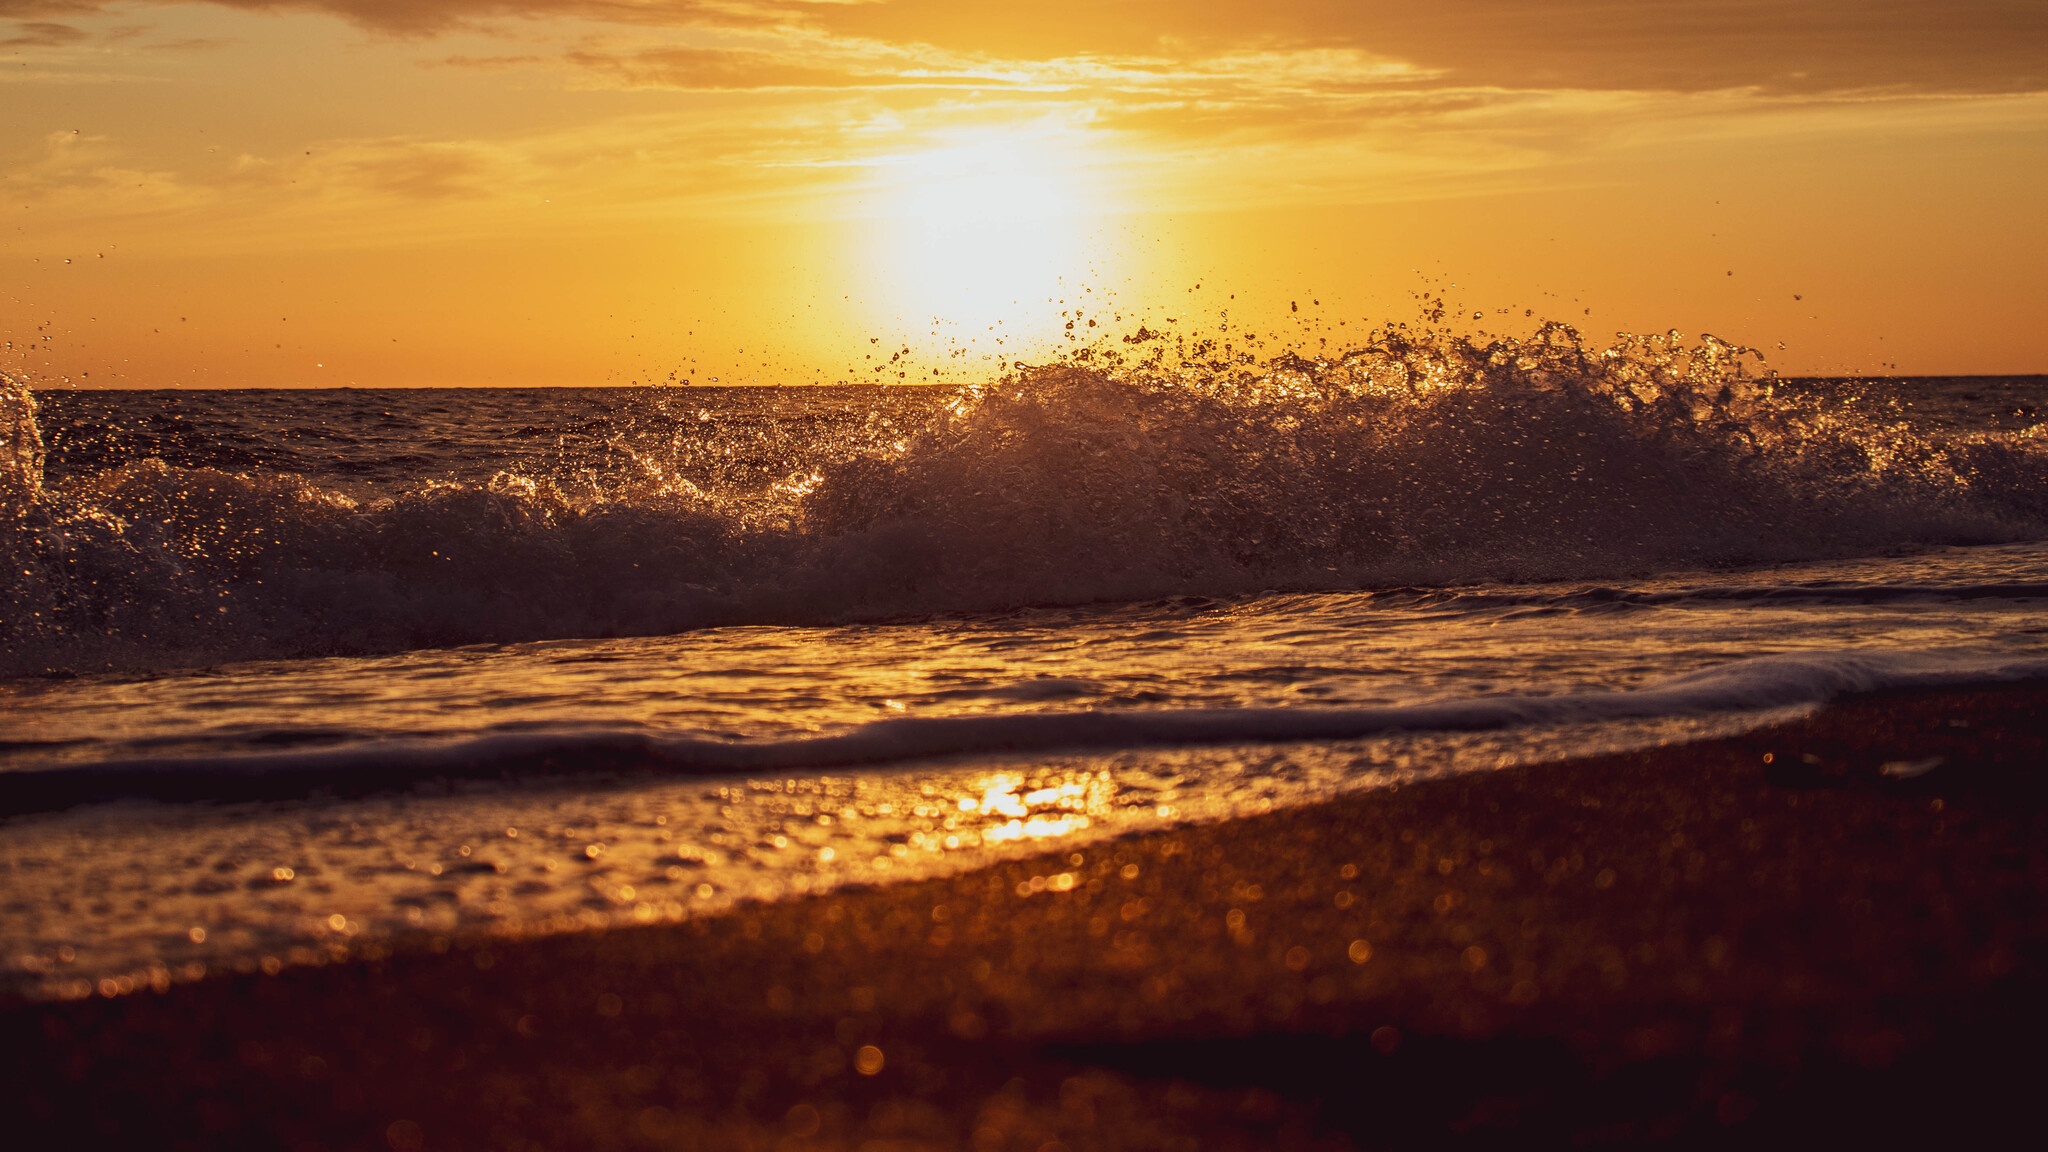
[{"xmin": 4, "ymin": 322, "xmax": 2046, "ymax": 675}]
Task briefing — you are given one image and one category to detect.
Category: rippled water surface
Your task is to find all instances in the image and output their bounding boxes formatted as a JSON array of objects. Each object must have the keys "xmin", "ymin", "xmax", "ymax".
[{"xmin": 4, "ymin": 352, "xmax": 2047, "ymax": 998}]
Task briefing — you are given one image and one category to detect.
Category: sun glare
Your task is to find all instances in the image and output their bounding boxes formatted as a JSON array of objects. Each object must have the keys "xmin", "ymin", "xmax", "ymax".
[{"xmin": 862, "ymin": 128, "xmax": 1112, "ymax": 337}]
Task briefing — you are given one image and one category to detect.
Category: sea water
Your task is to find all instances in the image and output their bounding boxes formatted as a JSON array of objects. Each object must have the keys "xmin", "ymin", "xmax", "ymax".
[{"xmin": 4, "ymin": 328, "xmax": 2047, "ymax": 999}]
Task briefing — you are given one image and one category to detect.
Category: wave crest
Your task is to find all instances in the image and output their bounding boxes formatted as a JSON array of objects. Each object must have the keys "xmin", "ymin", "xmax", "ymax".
[{"xmin": 4, "ymin": 325, "xmax": 2046, "ymax": 673}]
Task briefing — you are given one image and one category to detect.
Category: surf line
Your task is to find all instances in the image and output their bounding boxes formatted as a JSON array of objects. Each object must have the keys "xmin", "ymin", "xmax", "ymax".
[{"xmin": 5, "ymin": 650, "xmax": 2044, "ymax": 815}]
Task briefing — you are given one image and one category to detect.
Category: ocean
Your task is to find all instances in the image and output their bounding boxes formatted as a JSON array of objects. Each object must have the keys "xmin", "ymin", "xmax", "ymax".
[{"xmin": 5, "ymin": 330, "xmax": 2048, "ymax": 1001}]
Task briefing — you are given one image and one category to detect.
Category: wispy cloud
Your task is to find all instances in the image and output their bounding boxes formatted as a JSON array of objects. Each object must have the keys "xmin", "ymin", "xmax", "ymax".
[
  {"xmin": 0, "ymin": 2, "xmax": 103, "ymax": 17},
  {"xmin": 13, "ymin": 1, "xmax": 2047, "ymax": 239},
  {"xmin": 187, "ymin": 0, "xmax": 793, "ymax": 36},
  {"xmin": 563, "ymin": 45, "xmax": 903, "ymax": 90},
  {"xmin": 142, "ymin": 36, "xmax": 236, "ymax": 51},
  {"xmin": 802, "ymin": 0, "xmax": 2048, "ymax": 96},
  {"xmin": 1, "ymin": 129, "xmax": 199, "ymax": 213},
  {"xmin": 2, "ymin": 19, "xmax": 88, "ymax": 46},
  {"xmin": 20, "ymin": 2, "xmax": 2048, "ymax": 95}
]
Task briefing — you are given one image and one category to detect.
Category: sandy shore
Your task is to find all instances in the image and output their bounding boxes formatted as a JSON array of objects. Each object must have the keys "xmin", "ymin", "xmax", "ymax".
[{"xmin": 7, "ymin": 681, "xmax": 2047, "ymax": 1149}]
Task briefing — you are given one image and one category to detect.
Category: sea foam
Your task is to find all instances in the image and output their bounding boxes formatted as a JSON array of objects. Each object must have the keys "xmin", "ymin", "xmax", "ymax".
[
  {"xmin": 4, "ymin": 327, "xmax": 2047, "ymax": 675},
  {"xmin": 2, "ymin": 646, "xmax": 2040, "ymax": 813}
]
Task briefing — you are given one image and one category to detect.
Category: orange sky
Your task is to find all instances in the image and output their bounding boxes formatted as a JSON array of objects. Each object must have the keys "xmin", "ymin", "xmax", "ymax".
[{"xmin": 3, "ymin": 0, "xmax": 2045, "ymax": 386}]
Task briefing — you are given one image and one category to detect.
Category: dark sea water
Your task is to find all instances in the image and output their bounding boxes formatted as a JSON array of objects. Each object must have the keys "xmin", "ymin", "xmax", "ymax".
[{"xmin": 4, "ymin": 338, "xmax": 2047, "ymax": 998}]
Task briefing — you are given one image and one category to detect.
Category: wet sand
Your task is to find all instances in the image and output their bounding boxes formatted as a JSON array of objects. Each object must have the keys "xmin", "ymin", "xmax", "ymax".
[{"xmin": 7, "ymin": 681, "xmax": 2048, "ymax": 1150}]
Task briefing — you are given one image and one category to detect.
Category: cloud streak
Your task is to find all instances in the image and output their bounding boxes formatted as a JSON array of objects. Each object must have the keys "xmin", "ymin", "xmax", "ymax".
[
  {"xmin": 173, "ymin": 1, "xmax": 2048, "ymax": 95},
  {"xmin": 0, "ymin": 2, "xmax": 101, "ymax": 16},
  {"xmin": 561, "ymin": 45, "xmax": 900, "ymax": 90},
  {"xmin": 14, "ymin": 1, "xmax": 2047, "ymax": 239},
  {"xmin": 184, "ymin": 0, "xmax": 786, "ymax": 36},
  {"xmin": 809, "ymin": 0, "xmax": 2048, "ymax": 95},
  {"xmin": 2, "ymin": 19, "xmax": 88, "ymax": 45},
  {"xmin": 18, "ymin": 2, "xmax": 2047, "ymax": 95}
]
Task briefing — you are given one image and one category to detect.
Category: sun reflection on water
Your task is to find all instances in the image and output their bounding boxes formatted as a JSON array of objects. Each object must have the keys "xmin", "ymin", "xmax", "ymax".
[{"xmin": 964, "ymin": 772, "xmax": 1110, "ymax": 843}]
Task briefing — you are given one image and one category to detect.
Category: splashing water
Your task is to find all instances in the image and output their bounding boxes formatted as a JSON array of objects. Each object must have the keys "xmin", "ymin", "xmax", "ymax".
[
  {"xmin": 0, "ymin": 370, "xmax": 43, "ymax": 516},
  {"xmin": 3, "ymin": 323, "xmax": 2045, "ymax": 675},
  {"xmin": 803, "ymin": 323, "xmax": 2042, "ymax": 598}
]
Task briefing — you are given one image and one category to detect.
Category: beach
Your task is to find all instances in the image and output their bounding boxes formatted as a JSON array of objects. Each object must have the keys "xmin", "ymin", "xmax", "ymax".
[
  {"xmin": 9, "ymin": 4, "xmax": 2045, "ymax": 1146},
  {"xmin": 9, "ymin": 678, "xmax": 2044, "ymax": 1149}
]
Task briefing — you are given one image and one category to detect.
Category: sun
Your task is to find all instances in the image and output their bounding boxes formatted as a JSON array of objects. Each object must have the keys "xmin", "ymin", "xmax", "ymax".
[{"xmin": 860, "ymin": 125, "xmax": 1112, "ymax": 338}]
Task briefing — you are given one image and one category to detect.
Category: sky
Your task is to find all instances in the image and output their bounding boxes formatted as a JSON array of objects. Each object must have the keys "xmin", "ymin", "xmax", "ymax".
[{"xmin": 3, "ymin": 0, "xmax": 2045, "ymax": 387}]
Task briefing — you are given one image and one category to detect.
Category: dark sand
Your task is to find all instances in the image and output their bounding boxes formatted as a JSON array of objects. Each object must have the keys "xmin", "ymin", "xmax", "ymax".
[{"xmin": 7, "ymin": 682, "xmax": 2048, "ymax": 1150}]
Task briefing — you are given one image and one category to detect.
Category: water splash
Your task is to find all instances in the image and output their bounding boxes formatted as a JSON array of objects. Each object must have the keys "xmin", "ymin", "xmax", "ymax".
[
  {"xmin": 804, "ymin": 323, "xmax": 2039, "ymax": 600},
  {"xmin": 3, "ymin": 322, "xmax": 2045, "ymax": 675},
  {"xmin": 0, "ymin": 370, "xmax": 43, "ymax": 516}
]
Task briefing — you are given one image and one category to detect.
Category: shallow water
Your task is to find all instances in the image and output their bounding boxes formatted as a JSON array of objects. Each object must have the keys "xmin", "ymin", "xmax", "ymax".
[{"xmin": 4, "ymin": 345, "xmax": 2047, "ymax": 997}]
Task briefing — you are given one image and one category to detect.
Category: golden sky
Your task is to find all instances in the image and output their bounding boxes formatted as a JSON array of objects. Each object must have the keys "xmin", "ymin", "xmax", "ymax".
[{"xmin": 4, "ymin": 0, "xmax": 2045, "ymax": 386}]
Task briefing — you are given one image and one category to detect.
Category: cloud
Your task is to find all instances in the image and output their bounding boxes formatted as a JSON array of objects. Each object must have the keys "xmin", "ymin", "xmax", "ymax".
[
  {"xmin": 357, "ymin": 0, "xmax": 2048, "ymax": 96},
  {"xmin": 0, "ymin": 129, "xmax": 203, "ymax": 217},
  {"xmin": 12, "ymin": 0, "xmax": 2044, "ymax": 234},
  {"xmin": 298, "ymin": 139, "xmax": 512, "ymax": 198},
  {"xmin": 192, "ymin": 0, "xmax": 792, "ymax": 36},
  {"xmin": 0, "ymin": 1, "xmax": 100, "ymax": 16},
  {"xmin": 539, "ymin": 37, "xmax": 1434, "ymax": 101},
  {"xmin": 1, "ymin": 19, "xmax": 88, "ymax": 45},
  {"xmin": 802, "ymin": 1, "xmax": 2048, "ymax": 95},
  {"xmin": 0, "ymin": 0, "xmax": 805, "ymax": 35},
  {"xmin": 563, "ymin": 46, "xmax": 886, "ymax": 89},
  {"xmin": 23, "ymin": 2, "xmax": 2043, "ymax": 94},
  {"xmin": 434, "ymin": 53, "xmax": 548, "ymax": 70},
  {"xmin": 142, "ymin": 37, "xmax": 236, "ymax": 51}
]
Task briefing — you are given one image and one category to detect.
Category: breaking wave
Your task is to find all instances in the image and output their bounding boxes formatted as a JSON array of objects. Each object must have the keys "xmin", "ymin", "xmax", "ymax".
[{"xmin": 5, "ymin": 322, "xmax": 2048, "ymax": 675}]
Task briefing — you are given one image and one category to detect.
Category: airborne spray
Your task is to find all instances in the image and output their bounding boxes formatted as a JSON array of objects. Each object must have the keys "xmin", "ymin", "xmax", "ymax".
[{"xmin": 4, "ymin": 324, "xmax": 2047, "ymax": 676}]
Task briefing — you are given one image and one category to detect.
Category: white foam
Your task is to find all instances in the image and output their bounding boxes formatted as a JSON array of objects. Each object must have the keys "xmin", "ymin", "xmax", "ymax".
[
  {"xmin": 6, "ymin": 346, "xmax": 2047, "ymax": 676},
  {"xmin": 6, "ymin": 647, "xmax": 2040, "ymax": 813}
]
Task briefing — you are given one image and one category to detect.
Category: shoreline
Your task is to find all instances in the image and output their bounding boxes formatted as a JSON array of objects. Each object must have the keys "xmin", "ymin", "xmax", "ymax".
[{"xmin": 8, "ymin": 679, "xmax": 2047, "ymax": 1148}]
